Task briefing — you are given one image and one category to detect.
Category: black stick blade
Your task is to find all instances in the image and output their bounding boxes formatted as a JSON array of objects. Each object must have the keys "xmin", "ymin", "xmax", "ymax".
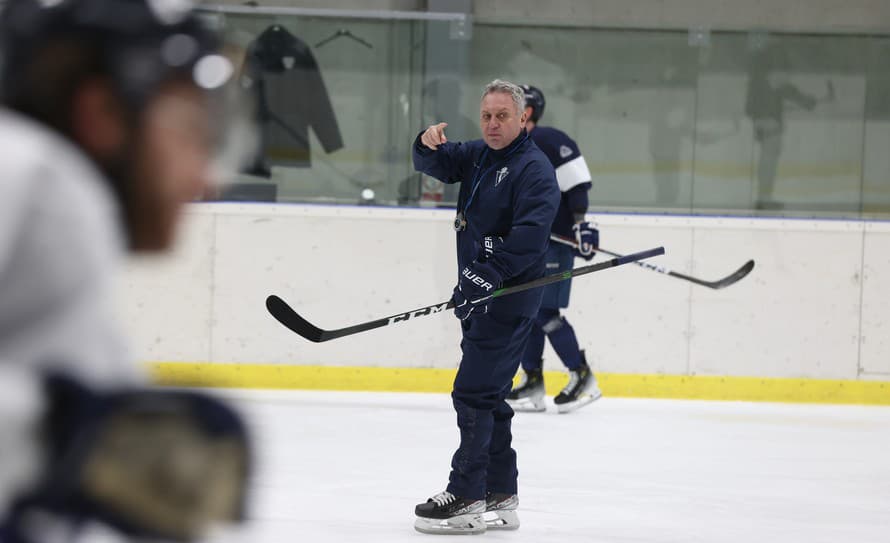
[
  {"xmin": 672, "ymin": 259, "xmax": 755, "ymax": 290},
  {"xmin": 708, "ymin": 259, "xmax": 755, "ymax": 289},
  {"xmin": 266, "ymin": 295, "xmax": 325, "ymax": 342},
  {"xmin": 267, "ymin": 294, "xmax": 454, "ymax": 343}
]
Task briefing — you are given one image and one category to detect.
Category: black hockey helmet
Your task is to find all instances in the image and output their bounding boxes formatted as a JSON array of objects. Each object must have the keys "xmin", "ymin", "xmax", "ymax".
[
  {"xmin": 0, "ymin": 0, "xmax": 232, "ymax": 108},
  {"xmin": 520, "ymin": 84, "xmax": 545, "ymax": 123},
  {"xmin": 0, "ymin": 0, "xmax": 256, "ymax": 186}
]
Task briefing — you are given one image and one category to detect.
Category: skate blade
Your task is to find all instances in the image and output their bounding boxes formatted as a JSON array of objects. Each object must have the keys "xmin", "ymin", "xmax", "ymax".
[
  {"xmin": 482, "ymin": 509, "xmax": 520, "ymax": 530},
  {"xmin": 414, "ymin": 513, "xmax": 486, "ymax": 535},
  {"xmin": 556, "ymin": 388, "xmax": 602, "ymax": 414},
  {"xmin": 506, "ymin": 396, "xmax": 546, "ymax": 413}
]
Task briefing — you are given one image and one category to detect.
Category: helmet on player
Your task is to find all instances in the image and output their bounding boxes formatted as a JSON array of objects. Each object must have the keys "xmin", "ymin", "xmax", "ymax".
[
  {"xmin": 0, "ymin": 0, "xmax": 231, "ymax": 112},
  {"xmin": 0, "ymin": 0, "xmax": 256, "ymax": 250},
  {"xmin": 520, "ymin": 84, "xmax": 546, "ymax": 123}
]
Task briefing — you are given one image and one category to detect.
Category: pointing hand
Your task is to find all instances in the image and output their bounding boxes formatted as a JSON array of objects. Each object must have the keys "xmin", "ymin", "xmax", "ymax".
[{"xmin": 421, "ymin": 122, "xmax": 448, "ymax": 150}]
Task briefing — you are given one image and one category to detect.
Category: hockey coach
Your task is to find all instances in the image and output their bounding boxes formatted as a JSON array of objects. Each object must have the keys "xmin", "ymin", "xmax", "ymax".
[{"xmin": 411, "ymin": 79, "xmax": 559, "ymax": 534}]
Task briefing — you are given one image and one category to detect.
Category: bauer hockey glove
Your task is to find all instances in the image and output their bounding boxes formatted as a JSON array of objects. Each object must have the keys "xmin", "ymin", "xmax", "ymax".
[
  {"xmin": 572, "ymin": 221, "xmax": 599, "ymax": 260},
  {"xmin": 452, "ymin": 260, "xmax": 502, "ymax": 320}
]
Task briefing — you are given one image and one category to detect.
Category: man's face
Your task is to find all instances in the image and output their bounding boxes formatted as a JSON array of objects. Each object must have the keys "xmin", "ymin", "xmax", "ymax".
[
  {"xmin": 480, "ymin": 91, "xmax": 526, "ymax": 150},
  {"xmin": 129, "ymin": 81, "xmax": 213, "ymax": 251}
]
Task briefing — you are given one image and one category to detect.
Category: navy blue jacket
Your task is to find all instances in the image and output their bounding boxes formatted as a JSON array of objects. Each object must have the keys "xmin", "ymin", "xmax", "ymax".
[
  {"xmin": 413, "ymin": 130, "xmax": 559, "ymax": 317},
  {"xmin": 529, "ymin": 126, "xmax": 593, "ymax": 239}
]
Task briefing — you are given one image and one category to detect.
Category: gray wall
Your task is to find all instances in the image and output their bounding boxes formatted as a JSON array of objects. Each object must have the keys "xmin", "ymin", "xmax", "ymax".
[
  {"xmin": 202, "ymin": 0, "xmax": 890, "ymax": 33},
  {"xmin": 473, "ymin": 0, "xmax": 890, "ymax": 33}
]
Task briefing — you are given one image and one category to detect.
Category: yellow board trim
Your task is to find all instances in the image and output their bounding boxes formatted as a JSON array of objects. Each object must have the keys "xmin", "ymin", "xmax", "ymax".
[{"xmin": 149, "ymin": 363, "xmax": 890, "ymax": 406}]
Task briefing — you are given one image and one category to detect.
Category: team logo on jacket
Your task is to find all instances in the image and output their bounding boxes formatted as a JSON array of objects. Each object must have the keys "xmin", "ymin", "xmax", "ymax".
[
  {"xmin": 495, "ymin": 166, "xmax": 509, "ymax": 186},
  {"xmin": 559, "ymin": 145, "xmax": 573, "ymax": 158}
]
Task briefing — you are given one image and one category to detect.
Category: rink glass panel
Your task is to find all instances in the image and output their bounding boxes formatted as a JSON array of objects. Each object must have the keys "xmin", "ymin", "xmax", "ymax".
[
  {"xmin": 212, "ymin": 11, "xmax": 890, "ymax": 219},
  {"xmin": 215, "ymin": 13, "xmax": 431, "ymax": 206}
]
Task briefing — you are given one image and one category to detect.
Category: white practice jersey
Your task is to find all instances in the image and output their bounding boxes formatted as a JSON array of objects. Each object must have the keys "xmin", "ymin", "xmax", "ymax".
[
  {"xmin": 0, "ymin": 110, "xmax": 142, "ymax": 508},
  {"xmin": 0, "ymin": 110, "xmax": 139, "ymax": 385}
]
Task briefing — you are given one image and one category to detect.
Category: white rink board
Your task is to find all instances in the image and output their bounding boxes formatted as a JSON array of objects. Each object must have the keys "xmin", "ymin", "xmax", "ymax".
[
  {"xmin": 565, "ymin": 222, "xmax": 693, "ymax": 376},
  {"xmin": 689, "ymin": 221, "xmax": 862, "ymax": 379},
  {"xmin": 120, "ymin": 211, "xmax": 216, "ymax": 362},
  {"xmin": 210, "ymin": 207, "xmax": 461, "ymax": 367},
  {"xmin": 860, "ymin": 223, "xmax": 890, "ymax": 377},
  {"xmin": 121, "ymin": 204, "xmax": 890, "ymax": 381}
]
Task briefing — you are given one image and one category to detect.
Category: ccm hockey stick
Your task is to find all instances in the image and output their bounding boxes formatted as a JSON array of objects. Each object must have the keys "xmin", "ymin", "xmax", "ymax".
[
  {"xmin": 267, "ymin": 246, "xmax": 665, "ymax": 343},
  {"xmin": 550, "ymin": 233, "xmax": 754, "ymax": 290}
]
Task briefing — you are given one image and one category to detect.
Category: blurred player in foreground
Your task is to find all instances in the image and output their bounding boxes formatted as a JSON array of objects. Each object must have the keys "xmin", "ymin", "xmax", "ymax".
[{"xmin": 0, "ymin": 0, "xmax": 255, "ymax": 541}]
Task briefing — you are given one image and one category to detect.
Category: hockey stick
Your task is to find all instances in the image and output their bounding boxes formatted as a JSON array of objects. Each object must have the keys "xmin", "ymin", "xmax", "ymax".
[
  {"xmin": 266, "ymin": 246, "xmax": 665, "ymax": 343},
  {"xmin": 550, "ymin": 234, "xmax": 754, "ymax": 290}
]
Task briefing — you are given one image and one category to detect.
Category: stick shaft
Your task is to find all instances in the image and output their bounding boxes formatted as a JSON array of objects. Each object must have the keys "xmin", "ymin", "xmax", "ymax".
[
  {"xmin": 549, "ymin": 234, "xmax": 753, "ymax": 290},
  {"xmin": 267, "ymin": 245, "xmax": 665, "ymax": 342}
]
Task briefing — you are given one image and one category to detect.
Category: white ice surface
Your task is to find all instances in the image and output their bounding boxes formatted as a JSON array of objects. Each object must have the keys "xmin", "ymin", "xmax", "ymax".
[{"xmin": 215, "ymin": 390, "xmax": 890, "ymax": 543}]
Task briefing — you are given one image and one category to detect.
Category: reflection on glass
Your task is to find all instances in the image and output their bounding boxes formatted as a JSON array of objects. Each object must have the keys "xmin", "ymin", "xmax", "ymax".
[
  {"xmin": 862, "ymin": 36, "xmax": 890, "ymax": 216},
  {"xmin": 649, "ymin": 64, "xmax": 696, "ymax": 209},
  {"xmin": 745, "ymin": 43, "xmax": 819, "ymax": 210}
]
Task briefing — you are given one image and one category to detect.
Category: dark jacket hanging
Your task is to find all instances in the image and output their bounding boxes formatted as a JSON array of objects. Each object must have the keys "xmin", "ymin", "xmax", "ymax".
[{"xmin": 241, "ymin": 24, "xmax": 344, "ymax": 173}]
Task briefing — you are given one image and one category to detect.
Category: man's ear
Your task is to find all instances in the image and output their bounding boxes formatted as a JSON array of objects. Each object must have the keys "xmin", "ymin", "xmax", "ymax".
[{"xmin": 70, "ymin": 79, "xmax": 126, "ymax": 159}]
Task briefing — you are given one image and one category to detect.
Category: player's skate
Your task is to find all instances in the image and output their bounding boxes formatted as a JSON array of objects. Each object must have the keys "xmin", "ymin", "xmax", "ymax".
[
  {"xmin": 483, "ymin": 492, "xmax": 519, "ymax": 530},
  {"xmin": 506, "ymin": 367, "xmax": 546, "ymax": 412},
  {"xmin": 414, "ymin": 490, "xmax": 486, "ymax": 535},
  {"xmin": 554, "ymin": 354, "xmax": 602, "ymax": 414}
]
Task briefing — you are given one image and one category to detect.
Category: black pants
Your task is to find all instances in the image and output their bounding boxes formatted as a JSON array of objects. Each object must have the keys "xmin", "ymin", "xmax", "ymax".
[{"xmin": 446, "ymin": 311, "xmax": 534, "ymax": 500}]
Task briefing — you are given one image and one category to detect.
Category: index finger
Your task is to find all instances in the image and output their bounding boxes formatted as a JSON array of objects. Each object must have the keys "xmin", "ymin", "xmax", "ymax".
[{"xmin": 436, "ymin": 122, "xmax": 448, "ymax": 142}]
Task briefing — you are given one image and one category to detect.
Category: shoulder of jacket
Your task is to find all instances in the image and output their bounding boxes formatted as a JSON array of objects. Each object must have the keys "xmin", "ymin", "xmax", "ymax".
[
  {"xmin": 515, "ymin": 148, "xmax": 556, "ymax": 180},
  {"xmin": 0, "ymin": 110, "xmax": 118, "ymax": 218},
  {"xmin": 537, "ymin": 126, "xmax": 576, "ymax": 147}
]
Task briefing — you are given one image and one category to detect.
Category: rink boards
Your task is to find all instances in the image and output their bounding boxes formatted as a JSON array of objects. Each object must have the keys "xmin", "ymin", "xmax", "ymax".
[{"xmin": 123, "ymin": 203, "xmax": 890, "ymax": 404}]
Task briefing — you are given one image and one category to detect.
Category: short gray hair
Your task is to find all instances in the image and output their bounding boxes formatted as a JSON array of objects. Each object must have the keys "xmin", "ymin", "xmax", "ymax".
[{"xmin": 482, "ymin": 79, "xmax": 526, "ymax": 115}]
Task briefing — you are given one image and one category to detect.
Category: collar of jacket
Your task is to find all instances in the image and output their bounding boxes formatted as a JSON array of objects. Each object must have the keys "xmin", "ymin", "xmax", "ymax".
[{"xmin": 487, "ymin": 129, "xmax": 529, "ymax": 160}]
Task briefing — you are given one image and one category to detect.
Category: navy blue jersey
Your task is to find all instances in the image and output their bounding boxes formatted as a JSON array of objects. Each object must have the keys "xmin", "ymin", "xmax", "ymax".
[
  {"xmin": 529, "ymin": 126, "xmax": 592, "ymax": 238},
  {"xmin": 413, "ymin": 130, "xmax": 559, "ymax": 317}
]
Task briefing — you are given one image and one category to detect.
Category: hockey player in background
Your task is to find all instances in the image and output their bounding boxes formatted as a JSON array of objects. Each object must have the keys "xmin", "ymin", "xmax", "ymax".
[
  {"xmin": 506, "ymin": 84, "xmax": 603, "ymax": 414},
  {"xmin": 0, "ymin": 0, "xmax": 254, "ymax": 541},
  {"xmin": 411, "ymin": 79, "xmax": 559, "ymax": 534}
]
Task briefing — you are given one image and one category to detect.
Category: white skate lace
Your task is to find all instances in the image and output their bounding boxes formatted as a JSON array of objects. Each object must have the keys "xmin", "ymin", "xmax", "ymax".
[
  {"xmin": 561, "ymin": 371, "xmax": 581, "ymax": 395},
  {"xmin": 431, "ymin": 491, "xmax": 457, "ymax": 507}
]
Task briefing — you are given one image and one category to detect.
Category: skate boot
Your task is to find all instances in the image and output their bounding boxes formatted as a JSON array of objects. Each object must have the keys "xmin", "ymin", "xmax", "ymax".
[
  {"xmin": 414, "ymin": 490, "xmax": 486, "ymax": 535},
  {"xmin": 483, "ymin": 492, "xmax": 519, "ymax": 530},
  {"xmin": 506, "ymin": 367, "xmax": 546, "ymax": 412},
  {"xmin": 554, "ymin": 353, "xmax": 602, "ymax": 414}
]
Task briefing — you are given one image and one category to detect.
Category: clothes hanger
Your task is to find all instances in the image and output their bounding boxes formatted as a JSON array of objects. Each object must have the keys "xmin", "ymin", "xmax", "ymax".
[{"xmin": 315, "ymin": 28, "xmax": 373, "ymax": 49}]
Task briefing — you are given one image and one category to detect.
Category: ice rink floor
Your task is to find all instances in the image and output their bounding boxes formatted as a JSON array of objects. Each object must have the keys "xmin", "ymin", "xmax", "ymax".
[{"xmin": 219, "ymin": 390, "xmax": 890, "ymax": 543}]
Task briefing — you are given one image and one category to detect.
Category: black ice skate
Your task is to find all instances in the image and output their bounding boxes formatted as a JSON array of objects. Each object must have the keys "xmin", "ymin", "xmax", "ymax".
[
  {"xmin": 414, "ymin": 490, "xmax": 486, "ymax": 535},
  {"xmin": 554, "ymin": 354, "xmax": 602, "ymax": 414},
  {"xmin": 506, "ymin": 367, "xmax": 546, "ymax": 412},
  {"xmin": 483, "ymin": 492, "xmax": 519, "ymax": 530}
]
